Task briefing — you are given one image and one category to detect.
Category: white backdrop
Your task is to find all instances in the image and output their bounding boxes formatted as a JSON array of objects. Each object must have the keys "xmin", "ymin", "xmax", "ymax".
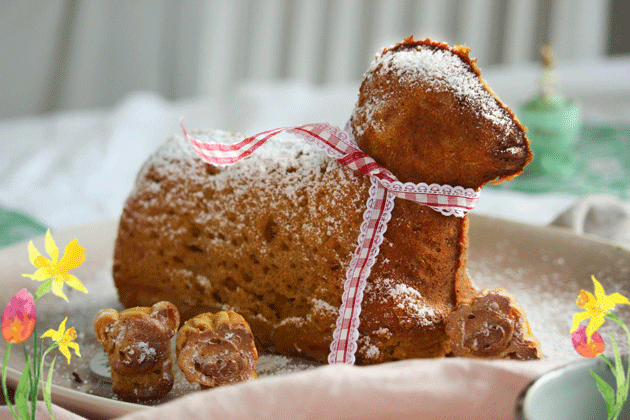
[
  {"xmin": 0, "ymin": 0, "xmax": 615, "ymax": 120},
  {"xmin": 1, "ymin": 0, "xmax": 629, "ymax": 238}
]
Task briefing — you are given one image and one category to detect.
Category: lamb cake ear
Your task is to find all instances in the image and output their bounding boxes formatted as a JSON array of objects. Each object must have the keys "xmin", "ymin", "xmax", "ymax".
[
  {"xmin": 93, "ymin": 309, "xmax": 120, "ymax": 350},
  {"xmin": 351, "ymin": 36, "xmax": 532, "ymax": 190},
  {"xmin": 149, "ymin": 301, "xmax": 180, "ymax": 337}
]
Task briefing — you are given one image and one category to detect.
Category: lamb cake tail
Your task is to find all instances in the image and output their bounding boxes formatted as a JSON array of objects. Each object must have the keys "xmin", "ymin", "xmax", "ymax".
[{"xmin": 351, "ymin": 36, "xmax": 541, "ymax": 359}]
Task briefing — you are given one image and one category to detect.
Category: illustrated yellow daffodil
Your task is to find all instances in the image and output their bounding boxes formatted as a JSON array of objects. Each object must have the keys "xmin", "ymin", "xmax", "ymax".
[
  {"xmin": 41, "ymin": 317, "xmax": 81, "ymax": 364},
  {"xmin": 22, "ymin": 230, "xmax": 87, "ymax": 301},
  {"xmin": 571, "ymin": 275, "xmax": 630, "ymax": 342}
]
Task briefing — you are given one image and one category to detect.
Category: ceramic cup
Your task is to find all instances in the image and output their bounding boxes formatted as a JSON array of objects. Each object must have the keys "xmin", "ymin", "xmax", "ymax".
[{"xmin": 516, "ymin": 357, "xmax": 630, "ymax": 419}]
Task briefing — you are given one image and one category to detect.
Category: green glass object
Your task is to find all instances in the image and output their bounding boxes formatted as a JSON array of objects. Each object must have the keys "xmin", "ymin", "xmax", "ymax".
[
  {"xmin": 519, "ymin": 95, "xmax": 582, "ymax": 177},
  {"xmin": 518, "ymin": 45, "xmax": 582, "ymax": 181}
]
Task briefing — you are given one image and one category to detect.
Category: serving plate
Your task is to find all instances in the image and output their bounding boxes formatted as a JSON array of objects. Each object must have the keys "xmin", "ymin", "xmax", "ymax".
[{"xmin": 0, "ymin": 214, "xmax": 629, "ymax": 418}]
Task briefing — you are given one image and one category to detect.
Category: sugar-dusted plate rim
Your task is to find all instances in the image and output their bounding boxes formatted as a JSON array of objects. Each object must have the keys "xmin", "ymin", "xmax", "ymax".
[{"xmin": 0, "ymin": 214, "xmax": 629, "ymax": 418}]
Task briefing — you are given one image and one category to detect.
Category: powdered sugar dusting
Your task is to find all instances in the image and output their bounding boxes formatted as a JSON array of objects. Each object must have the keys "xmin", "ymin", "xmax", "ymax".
[
  {"xmin": 387, "ymin": 281, "xmax": 439, "ymax": 326},
  {"xmin": 311, "ymin": 298, "xmax": 338, "ymax": 315},
  {"xmin": 131, "ymin": 131, "xmax": 366, "ymax": 248},
  {"xmin": 357, "ymin": 335, "xmax": 380, "ymax": 361},
  {"xmin": 365, "ymin": 278, "xmax": 442, "ymax": 328},
  {"xmin": 130, "ymin": 341, "xmax": 157, "ymax": 364},
  {"xmin": 255, "ymin": 354, "xmax": 319, "ymax": 376},
  {"xmin": 355, "ymin": 45, "xmax": 512, "ymax": 137}
]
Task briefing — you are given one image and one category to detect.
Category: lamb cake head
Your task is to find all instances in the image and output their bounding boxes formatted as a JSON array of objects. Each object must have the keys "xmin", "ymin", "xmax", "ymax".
[
  {"xmin": 352, "ymin": 37, "xmax": 531, "ymax": 188},
  {"xmin": 112, "ymin": 37, "xmax": 541, "ymax": 367}
]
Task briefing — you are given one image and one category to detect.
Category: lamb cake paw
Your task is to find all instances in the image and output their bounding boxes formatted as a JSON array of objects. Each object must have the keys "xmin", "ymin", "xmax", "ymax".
[
  {"xmin": 93, "ymin": 301, "xmax": 180, "ymax": 399},
  {"xmin": 176, "ymin": 311, "xmax": 258, "ymax": 388},
  {"xmin": 445, "ymin": 288, "xmax": 542, "ymax": 360}
]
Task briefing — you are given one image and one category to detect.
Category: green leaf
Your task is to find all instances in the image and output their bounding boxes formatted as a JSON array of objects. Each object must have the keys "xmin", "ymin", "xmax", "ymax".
[
  {"xmin": 606, "ymin": 311, "xmax": 623, "ymax": 324},
  {"xmin": 609, "ymin": 334, "xmax": 627, "ymax": 397},
  {"xmin": 604, "ymin": 311, "xmax": 630, "ymax": 419},
  {"xmin": 602, "ymin": 354, "xmax": 615, "ymax": 373},
  {"xmin": 44, "ymin": 355, "xmax": 56, "ymax": 418},
  {"xmin": 2, "ymin": 343, "xmax": 18, "ymax": 419},
  {"xmin": 15, "ymin": 359, "xmax": 32, "ymax": 420},
  {"xmin": 29, "ymin": 334, "xmax": 40, "ymax": 419},
  {"xmin": 592, "ymin": 370, "xmax": 616, "ymax": 419},
  {"xmin": 34, "ymin": 278, "xmax": 54, "ymax": 300}
]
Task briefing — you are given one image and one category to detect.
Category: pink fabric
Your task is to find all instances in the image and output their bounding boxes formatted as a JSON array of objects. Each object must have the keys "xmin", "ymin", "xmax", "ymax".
[
  {"xmin": 0, "ymin": 401, "xmax": 84, "ymax": 420},
  {"xmin": 117, "ymin": 359, "xmax": 563, "ymax": 420},
  {"xmin": 0, "ymin": 358, "xmax": 564, "ymax": 420}
]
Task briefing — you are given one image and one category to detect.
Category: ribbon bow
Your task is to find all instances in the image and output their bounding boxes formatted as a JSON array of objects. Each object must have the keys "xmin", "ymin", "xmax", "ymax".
[{"xmin": 182, "ymin": 121, "xmax": 479, "ymax": 364}]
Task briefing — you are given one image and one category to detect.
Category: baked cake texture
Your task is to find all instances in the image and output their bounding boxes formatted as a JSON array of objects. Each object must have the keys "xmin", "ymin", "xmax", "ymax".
[
  {"xmin": 93, "ymin": 301, "xmax": 180, "ymax": 399},
  {"xmin": 113, "ymin": 37, "xmax": 541, "ymax": 364},
  {"xmin": 445, "ymin": 288, "xmax": 541, "ymax": 359},
  {"xmin": 176, "ymin": 310, "xmax": 258, "ymax": 388}
]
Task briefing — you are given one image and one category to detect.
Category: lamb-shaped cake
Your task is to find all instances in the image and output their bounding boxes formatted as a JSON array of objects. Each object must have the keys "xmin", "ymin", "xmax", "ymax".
[{"xmin": 113, "ymin": 37, "xmax": 541, "ymax": 364}]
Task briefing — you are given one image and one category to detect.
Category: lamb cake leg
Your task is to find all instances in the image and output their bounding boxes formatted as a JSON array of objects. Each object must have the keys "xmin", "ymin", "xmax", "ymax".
[
  {"xmin": 350, "ymin": 37, "xmax": 541, "ymax": 361},
  {"xmin": 445, "ymin": 288, "xmax": 542, "ymax": 359},
  {"xmin": 176, "ymin": 311, "xmax": 258, "ymax": 388},
  {"xmin": 93, "ymin": 302, "xmax": 180, "ymax": 399}
]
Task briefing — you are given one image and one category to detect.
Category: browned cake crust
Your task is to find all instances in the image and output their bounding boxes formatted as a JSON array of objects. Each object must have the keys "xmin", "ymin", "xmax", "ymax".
[
  {"xmin": 114, "ymin": 133, "xmax": 461, "ymax": 363},
  {"xmin": 351, "ymin": 37, "xmax": 531, "ymax": 188},
  {"xmin": 113, "ymin": 37, "xmax": 538, "ymax": 365},
  {"xmin": 93, "ymin": 302, "xmax": 180, "ymax": 399},
  {"xmin": 176, "ymin": 311, "xmax": 258, "ymax": 388},
  {"xmin": 445, "ymin": 288, "xmax": 542, "ymax": 360}
]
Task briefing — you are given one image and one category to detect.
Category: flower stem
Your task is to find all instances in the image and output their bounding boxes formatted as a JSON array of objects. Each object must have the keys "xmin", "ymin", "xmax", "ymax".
[
  {"xmin": 29, "ymin": 326, "xmax": 40, "ymax": 419},
  {"xmin": 605, "ymin": 312, "xmax": 630, "ymax": 419},
  {"xmin": 39, "ymin": 345, "xmax": 57, "ymax": 419},
  {"xmin": 2, "ymin": 343, "xmax": 17, "ymax": 419}
]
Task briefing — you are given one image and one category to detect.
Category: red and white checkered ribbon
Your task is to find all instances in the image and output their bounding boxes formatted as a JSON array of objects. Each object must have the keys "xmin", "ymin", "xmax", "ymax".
[{"xmin": 182, "ymin": 120, "xmax": 480, "ymax": 365}]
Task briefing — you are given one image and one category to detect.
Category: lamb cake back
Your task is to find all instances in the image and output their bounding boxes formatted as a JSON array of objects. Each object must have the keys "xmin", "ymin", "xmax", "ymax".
[{"xmin": 113, "ymin": 37, "xmax": 541, "ymax": 365}]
